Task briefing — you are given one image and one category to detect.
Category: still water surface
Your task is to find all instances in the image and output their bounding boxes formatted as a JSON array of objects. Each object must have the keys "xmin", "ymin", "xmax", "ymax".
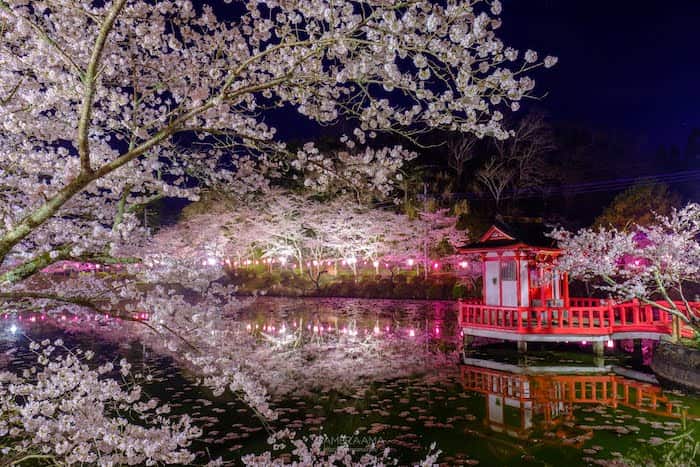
[{"xmin": 2, "ymin": 297, "xmax": 698, "ymax": 466}]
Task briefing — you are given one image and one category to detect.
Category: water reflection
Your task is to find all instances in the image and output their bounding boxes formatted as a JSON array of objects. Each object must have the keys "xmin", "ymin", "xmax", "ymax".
[
  {"xmin": 461, "ymin": 360, "xmax": 690, "ymax": 443},
  {"xmin": 1, "ymin": 297, "xmax": 698, "ymax": 466}
]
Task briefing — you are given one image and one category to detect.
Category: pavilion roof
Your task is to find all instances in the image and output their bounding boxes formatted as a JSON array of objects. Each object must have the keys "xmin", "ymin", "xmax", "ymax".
[{"xmin": 459, "ymin": 218, "xmax": 560, "ymax": 254}]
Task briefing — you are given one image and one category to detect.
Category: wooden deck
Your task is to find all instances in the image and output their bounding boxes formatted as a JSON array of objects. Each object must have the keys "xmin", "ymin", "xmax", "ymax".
[{"xmin": 458, "ymin": 298, "xmax": 696, "ymax": 342}]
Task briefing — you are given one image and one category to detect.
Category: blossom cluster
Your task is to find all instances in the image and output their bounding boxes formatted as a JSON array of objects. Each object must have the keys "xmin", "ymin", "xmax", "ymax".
[
  {"xmin": 0, "ymin": 339, "xmax": 201, "ymax": 465},
  {"xmin": 551, "ymin": 203, "xmax": 700, "ymax": 329},
  {"xmin": 151, "ymin": 189, "xmax": 468, "ymax": 275}
]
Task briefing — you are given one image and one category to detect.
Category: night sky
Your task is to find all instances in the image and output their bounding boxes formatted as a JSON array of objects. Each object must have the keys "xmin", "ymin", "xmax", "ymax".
[{"xmin": 500, "ymin": 0, "xmax": 700, "ymax": 149}]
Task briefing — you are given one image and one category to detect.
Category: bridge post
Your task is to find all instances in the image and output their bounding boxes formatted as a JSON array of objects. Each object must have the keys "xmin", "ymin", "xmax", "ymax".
[
  {"xmin": 671, "ymin": 315, "xmax": 681, "ymax": 343},
  {"xmin": 593, "ymin": 340, "xmax": 605, "ymax": 367},
  {"xmin": 517, "ymin": 341, "xmax": 527, "ymax": 353},
  {"xmin": 462, "ymin": 334, "xmax": 474, "ymax": 360}
]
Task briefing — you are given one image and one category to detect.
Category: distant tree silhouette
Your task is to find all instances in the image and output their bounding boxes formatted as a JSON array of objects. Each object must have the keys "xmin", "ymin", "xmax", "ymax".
[{"xmin": 594, "ymin": 183, "xmax": 682, "ymax": 230}]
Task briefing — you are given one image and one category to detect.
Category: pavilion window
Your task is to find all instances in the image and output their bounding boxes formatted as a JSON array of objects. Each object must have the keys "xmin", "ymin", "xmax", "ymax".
[{"xmin": 500, "ymin": 261, "xmax": 516, "ymax": 281}]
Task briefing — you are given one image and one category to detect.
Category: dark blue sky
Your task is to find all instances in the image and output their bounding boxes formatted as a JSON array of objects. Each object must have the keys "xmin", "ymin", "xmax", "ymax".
[{"xmin": 500, "ymin": 0, "xmax": 700, "ymax": 148}]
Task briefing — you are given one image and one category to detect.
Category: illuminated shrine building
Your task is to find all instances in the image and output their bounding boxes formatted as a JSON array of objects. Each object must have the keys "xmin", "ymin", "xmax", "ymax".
[
  {"xmin": 459, "ymin": 219, "xmax": 567, "ymax": 308},
  {"xmin": 456, "ymin": 219, "xmax": 693, "ymax": 348}
]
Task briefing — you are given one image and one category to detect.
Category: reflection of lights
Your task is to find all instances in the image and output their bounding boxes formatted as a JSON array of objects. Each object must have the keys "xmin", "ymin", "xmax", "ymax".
[
  {"xmin": 433, "ymin": 262, "xmax": 439, "ymax": 269},
  {"xmin": 607, "ymin": 339, "xmax": 614, "ymax": 348},
  {"xmin": 435, "ymin": 327, "xmax": 440, "ymax": 334},
  {"xmin": 407, "ymin": 258, "xmax": 414, "ymax": 266},
  {"xmin": 9, "ymin": 324, "xmax": 18, "ymax": 334}
]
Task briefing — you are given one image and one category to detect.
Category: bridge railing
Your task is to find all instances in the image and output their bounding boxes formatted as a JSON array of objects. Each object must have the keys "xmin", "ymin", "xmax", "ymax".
[
  {"xmin": 460, "ymin": 366, "xmax": 686, "ymax": 420},
  {"xmin": 458, "ymin": 298, "xmax": 696, "ymax": 337}
]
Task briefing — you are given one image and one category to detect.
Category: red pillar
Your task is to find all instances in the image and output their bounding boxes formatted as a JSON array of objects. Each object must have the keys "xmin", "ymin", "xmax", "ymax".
[
  {"xmin": 563, "ymin": 272, "xmax": 570, "ymax": 307},
  {"xmin": 481, "ymin": 254, "xmax": 486, "ymax": 304},
  {"xmin": 540, "ymin": 267, "xmax": 546, "ymax": 305},
  {"xmin": 515, "ymin": 252, "xmax": 522, "ymax": 307}
]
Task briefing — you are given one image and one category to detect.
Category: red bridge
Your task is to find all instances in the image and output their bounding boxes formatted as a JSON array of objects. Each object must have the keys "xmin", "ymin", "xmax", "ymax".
[
  {"xmin": 458, "ymin": 297, "xmax": 695, "ymax": 342},
  {"xmin": 458, "ymin": 221, "xmax": 696, "ymax": 346}
]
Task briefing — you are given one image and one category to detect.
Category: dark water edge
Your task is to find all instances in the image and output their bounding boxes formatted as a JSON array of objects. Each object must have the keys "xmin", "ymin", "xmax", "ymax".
[{"xmin": 1, "ymin": 297, "xmax": 699, "ymax": 466}]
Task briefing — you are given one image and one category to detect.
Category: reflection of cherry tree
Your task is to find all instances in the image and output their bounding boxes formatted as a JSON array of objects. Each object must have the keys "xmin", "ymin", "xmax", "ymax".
[{"xmin": 551, "ymin": 204, "xmax": 700, "ymax": 334}]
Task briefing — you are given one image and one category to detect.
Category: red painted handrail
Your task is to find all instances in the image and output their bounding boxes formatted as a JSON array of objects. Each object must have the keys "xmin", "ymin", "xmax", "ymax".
[{"xmin": 458, "ymin": 298, "xmax": 696, "ymax": 338}]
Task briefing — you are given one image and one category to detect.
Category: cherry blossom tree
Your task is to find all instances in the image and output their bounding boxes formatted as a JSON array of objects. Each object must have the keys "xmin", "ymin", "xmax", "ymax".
[
  {"xmin": 0, "ymin": 0, "xmax": 556, "ymax": 461},
  {"xmin": 0, "ymin": 340, "xmax": 202, "ymax": 465},
  {"xmin": 0, "ymin": 0, "xmax": 555, "ymax": 288},
  {"xmin": 551, "ymin": 204, "xmax": 700, "ymax": 335}
]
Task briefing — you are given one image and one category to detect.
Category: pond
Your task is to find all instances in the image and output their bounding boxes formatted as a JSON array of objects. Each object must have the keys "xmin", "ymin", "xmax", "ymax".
[{"xmin": 2, "ymin": 297, "xmax": 699, "ymax": 466}]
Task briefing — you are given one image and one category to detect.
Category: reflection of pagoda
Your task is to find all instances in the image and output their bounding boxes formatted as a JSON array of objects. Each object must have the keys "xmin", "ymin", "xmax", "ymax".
[{"xmin": 461, "ymin": 361, "xmax": 687, "ymax": 440}]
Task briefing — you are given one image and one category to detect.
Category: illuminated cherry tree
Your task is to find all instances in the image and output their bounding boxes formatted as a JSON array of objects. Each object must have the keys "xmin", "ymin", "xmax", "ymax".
[
  {"xmin": 0, "ymin": 340, "xmax": 202, "ymax": 465},
  {"xmin": 0, "ymin": 0, "xmax": 555, "ymax": 462},
  {"xmin": 0, "ymin": 0, "xmax": 555, "ymax": 285},
  {"xmin": 551, "ymin": 203, "xmax": 700, "ymax": 334}
]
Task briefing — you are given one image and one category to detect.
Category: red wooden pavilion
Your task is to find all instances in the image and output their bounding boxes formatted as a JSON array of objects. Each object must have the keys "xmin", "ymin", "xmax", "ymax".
[{"xmin": 457, "ymin": 219, "xmax": 694, "ymax": 351}]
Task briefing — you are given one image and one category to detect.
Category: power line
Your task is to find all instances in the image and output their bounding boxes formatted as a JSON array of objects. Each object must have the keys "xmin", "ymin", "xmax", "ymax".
[{"xmin": 448, "ymin": 168, "xmax": 700, "ymax": 200}]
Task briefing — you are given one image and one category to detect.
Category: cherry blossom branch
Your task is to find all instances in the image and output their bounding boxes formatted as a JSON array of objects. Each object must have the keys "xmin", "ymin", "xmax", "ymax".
[
  {"xmin": 0, "ymin": 0, "xmax": 84, "ymax": 77},
  {"xmin": 77, "ymin": 0, "xmax": 128, "ymax": 174}
]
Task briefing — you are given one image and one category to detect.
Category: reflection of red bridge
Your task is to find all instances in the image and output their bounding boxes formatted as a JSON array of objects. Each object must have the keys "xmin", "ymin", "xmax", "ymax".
[
  {"xmin": 461, "ymin": 364, "xmax": 687, "ymax": 438},
  {"xmin": 458, "ymin": 298, "xmax": 696, "ymax": 343}
]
